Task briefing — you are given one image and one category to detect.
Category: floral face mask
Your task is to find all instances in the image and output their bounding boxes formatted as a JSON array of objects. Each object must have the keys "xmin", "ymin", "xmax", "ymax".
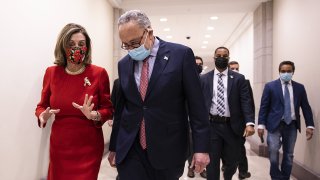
[{"xmin": 66, "ymin": 46, "xmax": 87, "ymax": 64}]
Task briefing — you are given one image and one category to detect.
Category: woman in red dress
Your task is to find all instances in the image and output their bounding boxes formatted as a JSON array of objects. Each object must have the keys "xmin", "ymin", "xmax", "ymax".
[{"xmin": 35, "ymin": 23, "xmax": 113, "ymax": 180}]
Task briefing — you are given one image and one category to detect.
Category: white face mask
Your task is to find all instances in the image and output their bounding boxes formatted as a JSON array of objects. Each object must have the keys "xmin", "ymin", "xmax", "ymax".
[{"xmin": 128, "ymin": 32, "xmax": 151, "ymax": 61}]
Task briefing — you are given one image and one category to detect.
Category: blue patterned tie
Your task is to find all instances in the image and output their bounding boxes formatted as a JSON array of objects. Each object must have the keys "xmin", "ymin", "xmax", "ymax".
[
  {"xmin": 284, "ymin": 82, "xmax": 292, "ymax": 124},
  {"xmin": 217, "ymin": 73, "xmax": 225, "ymax": 116}
]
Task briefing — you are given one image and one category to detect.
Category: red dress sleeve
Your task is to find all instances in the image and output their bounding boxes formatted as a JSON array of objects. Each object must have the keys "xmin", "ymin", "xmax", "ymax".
[
  {"xmin": 35, "ymin": 67, "xmax": 52, "ymax": 128},
  {"xmin": 94, "ymin": 68, "xmax": 114, "ymax": 127}
]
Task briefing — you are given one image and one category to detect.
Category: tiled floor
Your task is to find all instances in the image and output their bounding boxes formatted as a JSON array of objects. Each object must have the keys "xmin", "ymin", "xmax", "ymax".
[{"xmin": 98, "ymin": 143, "xmax": 297, "ymax": 180}]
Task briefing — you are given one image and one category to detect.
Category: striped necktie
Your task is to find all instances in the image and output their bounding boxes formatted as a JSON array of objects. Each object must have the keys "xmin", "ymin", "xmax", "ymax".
[{"xmin": 216, "ymin": 73, "xmax": 225, "ymax": 116}]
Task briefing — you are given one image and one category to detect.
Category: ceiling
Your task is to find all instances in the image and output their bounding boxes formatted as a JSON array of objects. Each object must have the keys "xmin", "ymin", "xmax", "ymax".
[{"xmin": 110, "ymin": 0, "xmax": 268, "ymax": 60}]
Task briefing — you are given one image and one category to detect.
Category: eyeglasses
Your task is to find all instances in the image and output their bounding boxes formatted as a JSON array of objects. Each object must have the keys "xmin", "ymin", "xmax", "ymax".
[{"xmin": 121, "ymin": 31, "xmax": 147, "ymax": 50}]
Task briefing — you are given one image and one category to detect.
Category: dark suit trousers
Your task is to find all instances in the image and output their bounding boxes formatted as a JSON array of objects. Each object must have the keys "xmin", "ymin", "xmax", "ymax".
[
  {"xmin": 117, "ymin": 136, "xmax": 185, "ymax": 180},
  {"xmin": 207, "ymin": 121, "xmax": 241, "ymax": 180},
  {"xmin": 221, "ymin": 137, "xmax": 248, "ymax": 173}
]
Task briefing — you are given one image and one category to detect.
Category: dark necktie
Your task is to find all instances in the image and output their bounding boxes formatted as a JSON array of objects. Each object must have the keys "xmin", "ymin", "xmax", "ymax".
[
  {"xmin": 217, "ymin": 73, "xmax": 225, "ymax": 116},
  {"xmin": 139, "ymin": 59, "xmax": 149, "ymax": 149},
  {"xmin": 284, "ymin": 82, "xmax": 292, "ymax": 124}
]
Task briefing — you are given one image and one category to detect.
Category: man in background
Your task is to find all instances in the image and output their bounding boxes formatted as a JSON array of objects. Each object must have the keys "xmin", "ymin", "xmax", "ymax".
[
  {"xmin": 221, "ymin": 61, "xmax": 254, "ymax": 179},
  {"xmin": 187, "ymin": 56, "xmax": 207, "ymax": 178},
  {"xmin": 258, "ymin": 61, "xmax": 314, "ymax": 180},
  {"xmin": 200, "ymin": 47, "xmax": 255, "ymax": 180}
]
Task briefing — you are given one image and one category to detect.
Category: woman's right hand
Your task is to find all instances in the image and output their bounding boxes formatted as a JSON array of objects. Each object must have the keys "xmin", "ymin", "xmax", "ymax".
[{"xmin": 39, "ymin": 107, "xmax": 60, "ymax": 128}]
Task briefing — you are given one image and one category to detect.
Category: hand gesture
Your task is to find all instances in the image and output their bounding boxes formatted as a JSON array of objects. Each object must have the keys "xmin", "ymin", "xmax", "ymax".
[
  {"xmin": 108, "ymin": 151, "xmax": 116, "ymax": 167},
  {"xmin": 190, "ymin": 153, "xmax": 210, "ymax": 173},
  {"xmin": 306, "ymin": 128, "xmax": 314, "ymax": 140},
  {"xmin": 72, "ymin": 94, "xmax": 94, "ymax": 120},
  {"xmin": 243, "ymin": 125, "xmax": 255, "ymax": 137},
  {"xmin": 39, "ymin": 107, "xmax": 60, "ymax": 128}
]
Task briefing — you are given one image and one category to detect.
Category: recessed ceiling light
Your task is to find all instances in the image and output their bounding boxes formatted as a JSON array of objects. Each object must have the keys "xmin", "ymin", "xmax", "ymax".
[
  {"xmin": 205, "ymin": 35, "xmax": 211, "ymax": 38},
  {"xmin": 203, "ymin": 41, "xmax": 209, "ymax": 44},
  {"xmin": 160, "ymin": 18, "xmax": 167, "ymax": 22},
  {"xmin": 163, "ymin": 28, "xmax": 170, "ymax": 31},
  {"xmin": 207, "ymin": 26, "xmax": 214, "ymax": 30},
  {"xmin": 201, "ymin": 46, "xmax": 207, "ymax": 49},
  {"xmin": 210, "ymin": 16, "xmax": 219, "ymax": 20},
  {"xmin": 166, "ymin": 35, "xmax": 172, "ymax": 39}
]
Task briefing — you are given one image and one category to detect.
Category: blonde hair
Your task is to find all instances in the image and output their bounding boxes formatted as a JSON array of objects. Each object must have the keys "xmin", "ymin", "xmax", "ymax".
[{"xmin": 54, "ymin": 23, "xmax": 92, "ymax": 66}]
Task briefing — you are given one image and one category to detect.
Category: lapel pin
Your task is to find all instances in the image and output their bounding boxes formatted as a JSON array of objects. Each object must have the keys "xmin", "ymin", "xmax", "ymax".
[
  {"xmin": 230, "ymin": 75, "xmax": 234, "ymax": 79},
  {"xmin": 84, "ymin": 77, "xmax": 91, "ymax": 86},
  {"xmin": 164, "ymin": 56, "xmax": 169, "ymax": 60}
]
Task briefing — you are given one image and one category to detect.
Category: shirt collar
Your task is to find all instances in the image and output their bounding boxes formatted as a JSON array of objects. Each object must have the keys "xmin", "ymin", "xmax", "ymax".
[
  {"xmin": 149, "ymin": 37, "xmax": 160, "ymax": 57},
  {"xmin": 215, "ymin": 68, "xmax": 228, "ymax": 76},
  {"xmin": 280, "ymin": 79, "xmax": 292, "ymax": 85}
]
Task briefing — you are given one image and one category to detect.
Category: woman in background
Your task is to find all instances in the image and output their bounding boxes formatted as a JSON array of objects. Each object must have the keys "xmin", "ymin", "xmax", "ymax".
[{"xmin": 35, "ymin": 23, "xmax": 113, "ymax": 180}]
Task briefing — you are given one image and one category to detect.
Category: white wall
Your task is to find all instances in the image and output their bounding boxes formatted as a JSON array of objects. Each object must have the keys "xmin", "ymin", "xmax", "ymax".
[
  {"xmin": 273, "ymin": 0, "xmax": 320, "ymax": 173},
  {"xmin": 226, "ymin": 13, "xmax": 254, "ymax": 82},
  {"xmin": 0, "ymin": 0, "xmax": 114, "ymax": 179},
  {"xmin": 229, "ymin": 24, "xmax": 254, "ymax": 81}
]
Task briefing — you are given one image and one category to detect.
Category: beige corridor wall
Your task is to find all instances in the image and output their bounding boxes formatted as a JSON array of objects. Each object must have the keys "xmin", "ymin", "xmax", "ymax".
[
  {"xmin": 0, "ymin": 0, "xmax": 114, "ymax": 179},
  {"xmin": 273, "ymin": 0, "xmax": 320, "ymax": 174}
]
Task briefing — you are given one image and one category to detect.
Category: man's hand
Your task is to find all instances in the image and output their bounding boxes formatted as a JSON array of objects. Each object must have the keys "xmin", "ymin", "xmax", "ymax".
[
  {"xmin": 39, "ymin": 107, "xmax": 60, "ymax": 128},
  {"xmin": 190, "ymin": 153, "xmax": 210, "ymax": 173},
  {"xmin": 243, "ymin": 125, "xmax": 255, "ymax": 137},
  {"xmin": 306, "ymin": 128, "xmax": 314, "ymax": 140},
  {"xmin": 108, "ymin": 151, "xmax": 116, "ymax": 167}
]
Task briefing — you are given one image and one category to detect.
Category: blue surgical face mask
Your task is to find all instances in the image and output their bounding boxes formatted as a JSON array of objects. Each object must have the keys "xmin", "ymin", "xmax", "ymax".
[
  {"xmin": 280, "ymin": 72, "xmax": 293, "ymax": 82},
  {"xmin": 128, "ymin": 32, "xmax": 151, "ymax": 61}
]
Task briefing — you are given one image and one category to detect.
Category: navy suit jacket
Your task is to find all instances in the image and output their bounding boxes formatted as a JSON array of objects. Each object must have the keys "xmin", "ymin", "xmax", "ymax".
[
  {"xmin": 109, "ymin": 38, "xmax": 210, "ymax": 169},
  {"xmin": 200, "ymin": 70, "xmax": 255, "ymax": 136},
  {"xmin": 258, "ymin": 79, "xmax": 314, "ymax": 132}
]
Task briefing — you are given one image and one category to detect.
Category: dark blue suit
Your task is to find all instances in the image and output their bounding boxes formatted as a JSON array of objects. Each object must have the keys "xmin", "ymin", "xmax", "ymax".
[
  {"xmin": 258, "ymin": 79, "xmax": 314, "ymax": 132},
  {"xmin": 109, "ymin": 38, "xmax": 210, "ymax": 179},
  {"xmin": 258, "ymin": 79, "xmax": 314, "ymax": 180},
  {"xmin": 200, "ymin": 70, "xmax": 254, "ymax": 180}
]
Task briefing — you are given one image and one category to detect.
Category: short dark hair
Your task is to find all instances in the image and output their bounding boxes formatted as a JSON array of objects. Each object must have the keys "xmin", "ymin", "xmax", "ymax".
[
  {"xmin": 214, "ymin": 46, "xmax": 230, "ymax": 55},
  {"xmin": 278, "ymin": 61, "xmax": 295, "ymax": 72},
  {"xmin": 195, "ymin": 56, "xmax": 203, "ymax": 64},
  {"xmin": 228, "ymin": 61, "xmax": 239, "ymax": 67}
]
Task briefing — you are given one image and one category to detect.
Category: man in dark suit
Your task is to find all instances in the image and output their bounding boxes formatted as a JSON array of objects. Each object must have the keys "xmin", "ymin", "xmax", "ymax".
[
  {"xmin": 258, "ymin": 61, "xmax": 314, "ymax": 180},
  {"xmin": 200, "ymin": 47, "xmax": 255, "ymax": 180},
  {"xmin": 221, "ymin": 61, "xmax": 254, "ymax": 179},
  {"xmin": 108, "ymin": 10, "xmax": 210, "ymax": 180}
]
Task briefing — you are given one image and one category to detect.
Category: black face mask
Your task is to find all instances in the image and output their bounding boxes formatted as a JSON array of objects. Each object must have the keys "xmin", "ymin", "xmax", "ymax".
[
  {"xmin": 215, "ymin": 57, "xmax": 229, "ymax": 69},
  {"xmin": 197, "ymin": 65, "xmax": 203, "ymax": 74}
]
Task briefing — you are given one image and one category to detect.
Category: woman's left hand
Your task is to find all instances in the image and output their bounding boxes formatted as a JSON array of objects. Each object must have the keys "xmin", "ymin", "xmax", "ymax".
[{"xmin": 72, "ymin": 94, "xmax": 94, "ymax": 119}]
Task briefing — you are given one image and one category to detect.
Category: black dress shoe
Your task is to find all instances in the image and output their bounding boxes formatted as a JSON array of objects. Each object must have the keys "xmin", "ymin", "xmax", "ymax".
[
  {"xmin": 187, "ymin": 168, "xmax": 195, "ymax": 178},
  {"xmin": 239, "ymin": 172, "xmax": 251, "ymax": 179},
  {"xmin": 200, "ymin": 169, "xmax": 207, "ymax": 178}
]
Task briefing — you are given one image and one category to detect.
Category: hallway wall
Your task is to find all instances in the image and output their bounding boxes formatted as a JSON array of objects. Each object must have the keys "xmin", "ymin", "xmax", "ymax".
[
  {"xmin": 0, "ymin": 0, "xmax": 114, "ymax": 179},
  {"xmin": 273, "ymin": 0, "xmax": 320, "ymax": 175}
]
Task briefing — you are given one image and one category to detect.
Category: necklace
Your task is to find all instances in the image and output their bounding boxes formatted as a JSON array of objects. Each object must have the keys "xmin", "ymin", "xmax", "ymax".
[{"xmin": 65, "ymin": 65, "xmax": 86, "ymax": 75}]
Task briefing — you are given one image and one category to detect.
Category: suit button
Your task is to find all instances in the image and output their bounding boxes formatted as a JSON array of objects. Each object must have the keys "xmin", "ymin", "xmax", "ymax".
[{"xmin": 143, "ymin": 106, "xmax": 148, "ymax": 110}]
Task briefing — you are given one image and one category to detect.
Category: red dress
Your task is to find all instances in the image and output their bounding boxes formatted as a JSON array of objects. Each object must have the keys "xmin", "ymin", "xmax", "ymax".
[{"xmin": 35, "ymin": 64, "xmax": 113, "ymax": 180}]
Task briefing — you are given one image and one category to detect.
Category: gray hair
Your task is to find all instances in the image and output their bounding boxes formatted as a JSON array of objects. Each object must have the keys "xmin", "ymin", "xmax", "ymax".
[{"xmin": 118, "ymin": 10, "xmax": 151, "ymax": 29}]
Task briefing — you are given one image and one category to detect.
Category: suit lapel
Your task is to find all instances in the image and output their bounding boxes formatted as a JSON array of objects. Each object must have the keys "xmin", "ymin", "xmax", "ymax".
[
  {"xmin": 227, "ymin": 70, "xmax": 234, "ymax": 98},
  {"xmin": 276, "ymin": 79, "xmax": 284, "ymax": 104},
  {"xmin": 145, "ymin": 40, "xmax": 170, "ymax": 98},
  {"xmin": 209, "ymin": 71, "xmax": 214, "ymax": 100},
  {"xmin": 127, "ymin": 57, "xmax": 143, "ymax": 103},
  {"xmin": 292, "ymin": 81, "xmax": 297, "ymax": 109}
]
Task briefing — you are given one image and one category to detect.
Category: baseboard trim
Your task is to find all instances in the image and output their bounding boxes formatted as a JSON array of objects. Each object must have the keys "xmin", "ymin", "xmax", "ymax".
[{"xmin": 247, "ymin": 139, "xmax": 320, "ymax": 180}]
